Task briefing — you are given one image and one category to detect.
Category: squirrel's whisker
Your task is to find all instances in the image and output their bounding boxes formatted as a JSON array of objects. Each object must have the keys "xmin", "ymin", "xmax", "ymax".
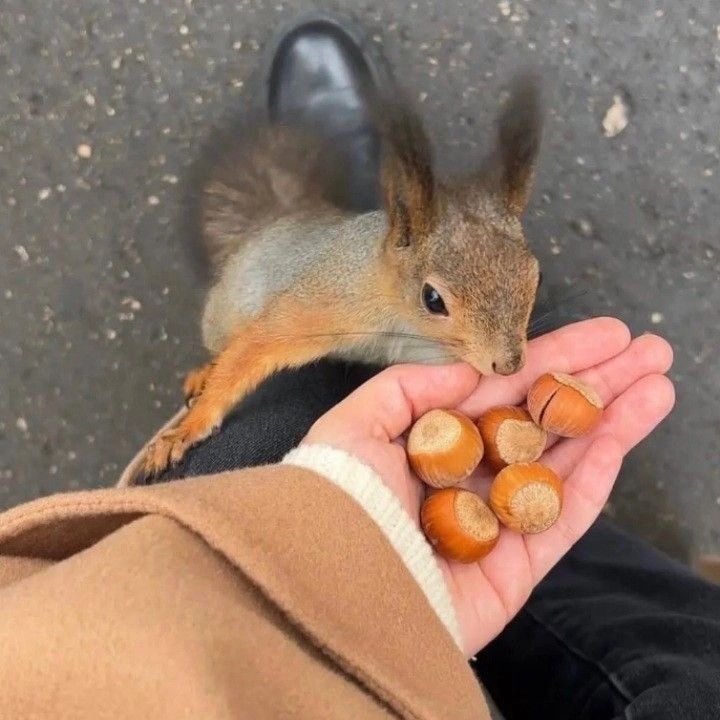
[
  {"xmin": 268, "ymin": 330, "xmax": 464, "ymax": 348},
  {"xmin": 529, "ymin": 287, "xmax": 591, "ymax": 334}
]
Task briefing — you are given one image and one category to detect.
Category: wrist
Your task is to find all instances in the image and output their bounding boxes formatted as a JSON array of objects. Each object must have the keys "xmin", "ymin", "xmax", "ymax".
[{"xmin": 282, "ymin": 443, "xmax": 462, "ymax": 649}]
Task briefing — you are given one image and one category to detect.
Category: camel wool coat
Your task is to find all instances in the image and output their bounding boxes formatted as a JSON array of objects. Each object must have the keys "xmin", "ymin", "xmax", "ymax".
[{"xmin": 0, "ymin": 441, "xmax": 491, "ymax": 719}]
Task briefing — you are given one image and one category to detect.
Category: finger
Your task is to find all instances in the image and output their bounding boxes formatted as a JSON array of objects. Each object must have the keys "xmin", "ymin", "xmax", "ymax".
[
  {"xmin": 455, "ymin": 346, "xmax": 674, "ymax": 513},
  {"xmin": 523, "ymin": 435, "xmax": 624, "ymax": 581},
  {"xmin": 457, "ymin": 317, "xmax": 631, "ymax": 416},
  {"xmin": 310, "ymin": 363, "xmax": 480, "ymax": 441},
  {"xmin": 542, "ymin": 373, "xmax": 675, "ymax": 478},
  {"xmin": 537, "ymin": 334, "xmax": 673, "ymax": 455},
  {"xmin": 572, "ymin": 333, "xmax": 673, "ymax": 408}
]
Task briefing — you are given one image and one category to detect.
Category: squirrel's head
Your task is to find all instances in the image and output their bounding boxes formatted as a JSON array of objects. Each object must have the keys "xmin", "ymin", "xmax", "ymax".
[{"xmin": 380, "ymin": 74, "xmax": 543, "ymax": 376}]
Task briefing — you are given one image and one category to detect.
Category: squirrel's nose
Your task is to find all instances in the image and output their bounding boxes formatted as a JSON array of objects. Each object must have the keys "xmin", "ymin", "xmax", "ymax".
[{"xmin": 492, "ymin": 351, "xmax": 525, "ymax": 376}]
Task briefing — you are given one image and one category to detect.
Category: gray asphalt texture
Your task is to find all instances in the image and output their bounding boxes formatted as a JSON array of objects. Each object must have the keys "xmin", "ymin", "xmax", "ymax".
[{"xmin": 0, "ymin": 0, "xmax": 718, "ymax": 561}]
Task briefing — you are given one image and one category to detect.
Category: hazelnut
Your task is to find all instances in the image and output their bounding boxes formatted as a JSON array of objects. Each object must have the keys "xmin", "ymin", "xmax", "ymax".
[
  {"xmin": 477, "ymin": 406, "xmax": 547, "ymax": 470},
  {"xmin": 527, "ymin": 372, "xmax": 603, "ymax": 437},
  {"xmin": 420, "ymin": 488, "xmax": 500, "ymax": 563},
  {"xmin": 407, "ymin": 409, "xmax": 484, "ymax": 488},
  {"xmin": 489, "ymin": 463, "xmax": 562, "ymax": 534}
]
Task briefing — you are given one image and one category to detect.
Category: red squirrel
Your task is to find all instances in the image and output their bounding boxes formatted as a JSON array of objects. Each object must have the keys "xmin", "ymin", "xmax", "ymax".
[{"xmin": 142, "ymin": 74, "xmax": 543, "ymax": 477}]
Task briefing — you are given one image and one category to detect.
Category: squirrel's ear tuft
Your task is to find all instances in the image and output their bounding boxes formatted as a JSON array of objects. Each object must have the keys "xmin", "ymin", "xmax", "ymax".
[
  {"xmin": 495, "ymin": 72, "xmax": 544, "ymax": 217},
  {"xmin": 380, "ymin": 101, "xmax": 436, "ymax": 247}
]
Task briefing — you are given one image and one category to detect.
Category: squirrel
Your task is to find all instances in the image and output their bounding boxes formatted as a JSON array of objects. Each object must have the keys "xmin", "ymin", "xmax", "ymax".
[{"xmin": 141, "ymin": 74, "xmax": 544, "ymax": 477}]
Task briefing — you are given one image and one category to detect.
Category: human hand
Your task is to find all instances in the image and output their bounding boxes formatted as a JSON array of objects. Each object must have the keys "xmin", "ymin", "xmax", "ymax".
[{"xmin": 302, "ymin": 317, "xmax": 674, "ymax": 657}]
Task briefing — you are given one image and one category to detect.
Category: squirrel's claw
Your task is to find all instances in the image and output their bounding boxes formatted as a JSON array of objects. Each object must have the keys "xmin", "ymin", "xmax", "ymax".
[
  {"xmin": 143, "ymin": 433, "xmax": 181, "ymax": 478},
  {"xmin": 142, "ymin": 414, "xmax": 216, "ymax": 478},
  {"xmin": 182, "ymin": 363, "xmax": 214, "ymax": 405},
  {"xmin": 143, "ymin": 363, "xmax": 225, "ymax": 478}
]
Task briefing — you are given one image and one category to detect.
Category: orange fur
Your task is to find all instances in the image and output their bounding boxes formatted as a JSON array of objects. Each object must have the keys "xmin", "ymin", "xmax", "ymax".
[
  {"xmin": 695, "ymin": 555, "xmax": 720, "ymax": 584},
  {"xmin": 183, "ymin": 363, "xmax": 215, "ymax": 403},
  {"xmin": 144, "ymin": 299, "xmax": 353, "ymax": 476}
]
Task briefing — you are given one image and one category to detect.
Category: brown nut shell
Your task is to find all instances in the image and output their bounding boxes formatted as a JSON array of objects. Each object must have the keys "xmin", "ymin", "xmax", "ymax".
[
  {"xmin": 420, "ymin": 488, "xmax": 500, "ymax": 563},
  {"xmin": 527, "ymin": 372, "xmax": 603, "ymax": 437},
  {"xmin": 477, "ymin": 406, "xmax": 547, "ymax": 470},
  {"xmin": 489, "ymin": 463, "xmax": 563, "ymax": 534},
  {"xmin": 407, "ymin": 409, "xmax": 484, "ymax": 488}
]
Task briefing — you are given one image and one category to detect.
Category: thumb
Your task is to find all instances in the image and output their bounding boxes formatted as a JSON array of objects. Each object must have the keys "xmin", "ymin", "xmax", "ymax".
[{"xmin": 314, "ymin": 363, "xmax": 480, "ymax": 442}]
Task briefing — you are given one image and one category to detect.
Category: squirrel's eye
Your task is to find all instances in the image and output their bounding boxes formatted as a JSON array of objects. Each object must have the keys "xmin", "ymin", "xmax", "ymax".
[{"xmin": 422, "ymin": 283, "xmax": 448, "ymax": 316}]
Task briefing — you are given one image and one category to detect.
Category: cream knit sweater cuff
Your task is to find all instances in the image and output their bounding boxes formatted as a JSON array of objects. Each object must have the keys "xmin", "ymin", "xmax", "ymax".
[{"xmin": 282, "ymin": 444, "xmax": 462, "ymax": 649}]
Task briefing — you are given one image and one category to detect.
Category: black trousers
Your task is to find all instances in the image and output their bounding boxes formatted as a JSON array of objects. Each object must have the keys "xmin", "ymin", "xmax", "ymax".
[{"xmin": 158, "ymin": 360, "xmax": 720, "ymax": 720}]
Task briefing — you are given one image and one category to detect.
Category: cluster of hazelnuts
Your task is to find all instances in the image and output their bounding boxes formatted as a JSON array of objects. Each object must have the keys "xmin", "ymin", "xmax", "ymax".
[{"xmin": 407, "ymin": 372, "xmax": 604, "ymax": 563}]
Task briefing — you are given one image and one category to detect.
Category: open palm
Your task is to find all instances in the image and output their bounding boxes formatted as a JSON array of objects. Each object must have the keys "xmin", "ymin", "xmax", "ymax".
[{"xmin": 303, "ymin": 317, "xmax": 675, "ymax": 657}]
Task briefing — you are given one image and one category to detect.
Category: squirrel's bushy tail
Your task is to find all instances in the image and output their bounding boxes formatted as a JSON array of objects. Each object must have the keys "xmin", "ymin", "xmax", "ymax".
[
  {"xmin": 189, "ymin": 92, "xmax": 427, "ymax": 276},
  {"xmin": 191, "ymin": 122, "xmax": 335, "ymax": 274}
]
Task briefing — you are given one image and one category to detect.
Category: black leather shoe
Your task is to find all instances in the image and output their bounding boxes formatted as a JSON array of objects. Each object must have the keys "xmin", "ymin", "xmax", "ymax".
[{"xmin": 264, "ymin": 12, "xmax": 392, "ymax": 212}]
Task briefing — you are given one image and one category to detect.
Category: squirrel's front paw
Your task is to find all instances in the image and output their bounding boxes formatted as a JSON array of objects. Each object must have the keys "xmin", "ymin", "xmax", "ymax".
[
  {"xmin": 143, "ymin": 412, "xmax": 218, "ymax": 477},
  {"xmin": 183, "ymin": 363, "xmax": 214, "ymax": 406}
]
